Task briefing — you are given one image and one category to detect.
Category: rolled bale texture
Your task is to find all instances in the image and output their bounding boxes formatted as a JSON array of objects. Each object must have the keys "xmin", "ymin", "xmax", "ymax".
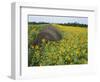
[{"xmin": 32, "ymin": 26, "xmax": 62, "ymax": 46}]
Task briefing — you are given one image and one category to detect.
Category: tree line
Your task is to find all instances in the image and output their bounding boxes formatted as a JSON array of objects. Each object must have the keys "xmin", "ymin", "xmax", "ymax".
[{"xmin": 28, "ymin": 22, "xmax": 88, "ymax": 27}]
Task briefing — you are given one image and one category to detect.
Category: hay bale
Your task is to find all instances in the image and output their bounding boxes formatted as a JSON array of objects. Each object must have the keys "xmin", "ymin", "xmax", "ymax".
[{"xmin": 32, "ymin": 26, "xmax": 62, "ymax": 46}]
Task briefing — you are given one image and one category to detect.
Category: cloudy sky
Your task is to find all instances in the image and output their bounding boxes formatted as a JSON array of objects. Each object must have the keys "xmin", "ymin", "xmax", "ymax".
[{"xmin": 28, "ymin": 15, "xmax": 88, "ymax": 25}]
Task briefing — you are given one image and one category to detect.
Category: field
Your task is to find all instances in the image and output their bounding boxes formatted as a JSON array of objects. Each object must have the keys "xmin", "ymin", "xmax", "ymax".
[{"xmin": 28, "ymin": 24, "xmax": 88, "ymax": 66}]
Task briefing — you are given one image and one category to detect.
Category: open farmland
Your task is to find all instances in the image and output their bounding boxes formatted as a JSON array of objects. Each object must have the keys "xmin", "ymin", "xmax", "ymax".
[{"xmin": 28, "ymin": 24, "xmax": 88, "ymax": 66}]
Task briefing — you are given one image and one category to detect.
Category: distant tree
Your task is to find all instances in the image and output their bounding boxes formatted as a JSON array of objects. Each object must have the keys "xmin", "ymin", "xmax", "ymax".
[{"xmin": 28, "ymin": 22, "xmax": 88, "ymax": 27}]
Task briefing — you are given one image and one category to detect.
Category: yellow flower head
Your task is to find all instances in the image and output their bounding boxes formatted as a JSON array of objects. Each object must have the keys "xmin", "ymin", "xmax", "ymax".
[
  {"xmin": 35, "ymin": 45, "xmax": 39, "ymax": 49},
  {"xmin": 31, "ymin": 45, "xmax": 35, "ymax": 49},
  {"xmin": 42, "ymin": 38, "xmax": 46, "ymax": 43}
]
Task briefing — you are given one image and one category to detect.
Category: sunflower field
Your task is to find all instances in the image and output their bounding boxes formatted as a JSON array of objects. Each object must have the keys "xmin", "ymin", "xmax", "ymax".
[{"xmin": 28, "ymin": 24, "xmax": 88, "ymax": 66}]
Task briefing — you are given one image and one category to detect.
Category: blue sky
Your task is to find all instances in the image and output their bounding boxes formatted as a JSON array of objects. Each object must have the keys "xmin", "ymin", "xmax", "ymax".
[{"xmin": 28, "ymin": 15, "xmax": 88, "ymax": 25}]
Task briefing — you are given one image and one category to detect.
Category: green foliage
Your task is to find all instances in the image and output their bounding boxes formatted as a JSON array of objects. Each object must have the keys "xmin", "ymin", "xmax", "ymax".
[{"xmin": 28, "ymin": 24, "xmax": 88, "ymax": 66}]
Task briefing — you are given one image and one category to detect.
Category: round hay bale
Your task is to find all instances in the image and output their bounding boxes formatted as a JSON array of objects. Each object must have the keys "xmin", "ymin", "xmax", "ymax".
[{"xmin": 32, "ymin": 26, "xmax": 62, "ymax": 46}]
